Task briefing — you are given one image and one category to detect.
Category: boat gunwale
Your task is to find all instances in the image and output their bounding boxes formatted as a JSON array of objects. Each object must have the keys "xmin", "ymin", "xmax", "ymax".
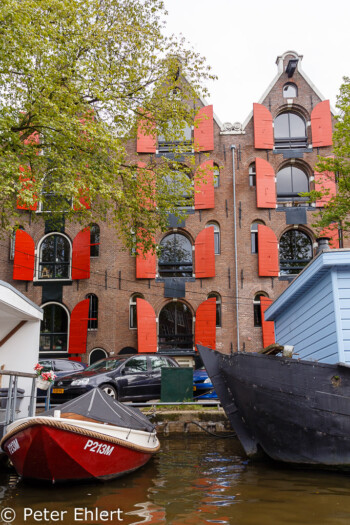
[
  {"xmin": 0, "ymin": 417, "xmax": 160, "ymax": 455},
  {"xmin": 216, "ymin": 350, "xmax": 348, "ymax": 371}
]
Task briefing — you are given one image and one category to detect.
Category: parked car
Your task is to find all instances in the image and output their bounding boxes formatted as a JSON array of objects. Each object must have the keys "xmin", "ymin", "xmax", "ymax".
[
  {"xmin": 37, "ymin": 359, "xmax": 87, "ymax": 402},
  {"xmin": 50, "ymin": 354, "xmax": 179, "ymax": 404},
  {"xmin": 193, "ymin": 367, "xmax": 218, "ymax": 400}
]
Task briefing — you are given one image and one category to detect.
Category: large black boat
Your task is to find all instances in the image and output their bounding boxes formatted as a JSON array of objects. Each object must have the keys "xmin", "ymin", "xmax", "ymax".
[{"xmin": 198, "ymin": 344, "xmax": 350, "ymax": 469}]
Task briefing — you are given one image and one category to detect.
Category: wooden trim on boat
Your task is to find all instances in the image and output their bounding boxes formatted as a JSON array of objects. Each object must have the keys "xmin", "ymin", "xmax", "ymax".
[{"xmin": 1, "ymin": 418, "xmax": 160, "ymax": 454}]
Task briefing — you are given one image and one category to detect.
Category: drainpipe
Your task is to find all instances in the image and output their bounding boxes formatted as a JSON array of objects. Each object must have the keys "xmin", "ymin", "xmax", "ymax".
[{"xmin": 231, "ymin": 145, "xmax": 240, "ymax": 352}]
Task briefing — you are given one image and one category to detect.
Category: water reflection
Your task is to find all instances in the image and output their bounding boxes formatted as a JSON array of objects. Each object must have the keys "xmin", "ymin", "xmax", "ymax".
[{"xmin": 1, "ymin": 436, "xmax": 350, "ymax": 524}]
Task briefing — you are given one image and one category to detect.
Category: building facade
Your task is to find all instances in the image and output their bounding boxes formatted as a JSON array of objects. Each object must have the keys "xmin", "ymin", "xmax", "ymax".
[{"xmin": 2, "ymin": 50, "xmax": 345, "ymax": 366}]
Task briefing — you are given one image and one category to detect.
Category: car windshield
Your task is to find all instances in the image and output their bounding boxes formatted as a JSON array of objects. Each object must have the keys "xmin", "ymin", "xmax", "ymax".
[{"xmin": 85, "ymin": 358, "xmax": 126, "ymax": 372}]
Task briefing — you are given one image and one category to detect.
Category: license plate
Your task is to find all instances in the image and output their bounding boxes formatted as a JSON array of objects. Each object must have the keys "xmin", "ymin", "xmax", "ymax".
[{"xmin": 52, "ymin": 388, "xmax": 64, "ymax": 394}]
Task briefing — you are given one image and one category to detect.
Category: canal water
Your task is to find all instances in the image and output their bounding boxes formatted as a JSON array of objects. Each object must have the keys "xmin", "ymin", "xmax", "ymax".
[{"xmin": 1, "ymin": 435, "xmax": 350, "ymax": 524}]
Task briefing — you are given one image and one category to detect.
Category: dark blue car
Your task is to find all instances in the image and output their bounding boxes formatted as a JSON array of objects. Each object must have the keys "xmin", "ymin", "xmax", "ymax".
[
  {"xmin": 50, "ymin": 354, "xmax": 178, "ymax": 404},
  {"xmin": 193, "ymin": 367, "xmax": 218, "ymax": 400}
]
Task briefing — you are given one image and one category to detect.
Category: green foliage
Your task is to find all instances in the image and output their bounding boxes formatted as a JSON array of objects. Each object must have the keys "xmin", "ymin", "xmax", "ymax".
[
  {"xmin": 0, "ymin": 0, "xmax": 215, "ymax": 250},
  {"xmin": 305, "ymin": 77, "xmax": 350, "ymax": 234}
]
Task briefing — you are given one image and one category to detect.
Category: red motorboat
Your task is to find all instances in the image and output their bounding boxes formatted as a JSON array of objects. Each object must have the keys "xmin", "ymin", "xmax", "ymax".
[{"xmin": 0, "ymin": 388, "xmax": 160, "ymax": 483}]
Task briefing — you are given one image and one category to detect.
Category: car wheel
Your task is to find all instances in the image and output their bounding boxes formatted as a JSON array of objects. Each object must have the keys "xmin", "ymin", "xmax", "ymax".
[{"xmin": 100, "ymin": 384, "xmax": 118, "ymax": 399}]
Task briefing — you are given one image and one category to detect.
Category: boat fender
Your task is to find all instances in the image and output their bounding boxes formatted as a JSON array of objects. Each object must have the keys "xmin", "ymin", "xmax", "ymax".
[{"xmin": 282, "ymin": 345, "xmax": 294, "ymax": 358}]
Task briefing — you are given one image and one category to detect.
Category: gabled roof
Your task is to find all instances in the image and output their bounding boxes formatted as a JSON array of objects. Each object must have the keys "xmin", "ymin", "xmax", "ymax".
[{"xmin": 242, "ymin": 50, "xmax": 337, "ymax": 130}]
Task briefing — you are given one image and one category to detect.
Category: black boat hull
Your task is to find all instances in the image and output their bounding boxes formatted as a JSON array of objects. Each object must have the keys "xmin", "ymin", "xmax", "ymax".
[{"xmin": 198, "ymin": 345, "xmax": 350, "ymax": 468}]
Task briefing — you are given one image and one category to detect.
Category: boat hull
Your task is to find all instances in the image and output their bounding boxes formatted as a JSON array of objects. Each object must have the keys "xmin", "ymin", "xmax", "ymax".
[
  {"xmin": 198, "ymin": 345, "xmax": 350, "ymax": 469},
  {"xmin": 1, "ymin": 419, "xmax": 158, "ymax": 482}
]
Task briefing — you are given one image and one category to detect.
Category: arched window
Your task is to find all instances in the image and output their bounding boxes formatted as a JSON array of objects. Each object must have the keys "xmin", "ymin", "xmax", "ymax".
[
  {"xmin": 129, "ymin": 293, "xmax": 144, "ymax": 329},
  {"xmin": 90, "ymin": 224, "xmax": 100, "ymax": 257},
  {"xmin": 158, "ymin": 121, "xmax": 192, "ymax": 152},
  {"xmin": 86, "ymin": 293, "xmax": 98, "ymax": 330},
  {"xmin": 251, "ymin": 221, "xmax": 265, "ymax": 254},
  {"xmin": 40, "ymin": 303, "xmax": 69, "ymax": 354},
  {"xmin": 158, "ymin": 233, "xmax": 193, "ymax": 277},
  {"xmin": 280, "ymin": 230, "xmax": 313, "ymax": 275},
  {"xmin": 213, "ymin": 163, "xmax": 220, "ymax": 188},
  {"xmin": 276, "ymin": 165, "xmax": 309, "ymax": 203},
  {"xmin": 158, "ymin": 301, "xmax": 193, "ymax": 352},
  {"xmin": 208, "ymin": 292, "xmax": 222, "ymax": 327},
  {"xmin": 249, "ymin": 162, "xmax": 256, "ymax": 187},
  {"xmin": 206, "ymin": 222, "xmax": 220, "ymax": 254},
  {"xmin": 283, "ymin": 83, "xmax": 298, "ymax": 98},
  {"xmin": 10, "ymin": 226, "xmax": 25, "ymax": 260},
  {"xmin": 39, "ymin": 172, "xmax": 72, "ymax": 212},
  {"xmin": 38, "ymin": 234, "xmax": 71, "ymax": 280},
  {"xmin": 274, "ymin": 112, "xmax": 307, "ymax": 149},
  {"xmin": 89, "ymin": 348, "xmax": 107, "ymax": 365},
  {"xmin": 163, "ymin": 169, "xmax": 192, "ymax": 208},
  {"xmin": 253, "ymin": 293, "xmax": 268, "ymax": 327}
]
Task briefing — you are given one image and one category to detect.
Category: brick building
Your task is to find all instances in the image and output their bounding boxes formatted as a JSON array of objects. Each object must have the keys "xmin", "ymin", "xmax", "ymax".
[{"xmin": 3, "ymin": 50, "xmax": 344, "ymax": 366}]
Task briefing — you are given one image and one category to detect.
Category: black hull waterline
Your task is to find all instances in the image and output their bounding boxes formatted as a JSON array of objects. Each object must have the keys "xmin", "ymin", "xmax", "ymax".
[{"xmin": 198, "ymin": 344, "xmax": 350, "ymax": 469}]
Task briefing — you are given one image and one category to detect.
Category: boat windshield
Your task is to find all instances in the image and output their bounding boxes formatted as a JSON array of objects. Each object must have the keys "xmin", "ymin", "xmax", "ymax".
[{"xmin": 85, "ymin": 358, "xmax": 126, "ymax": 372}]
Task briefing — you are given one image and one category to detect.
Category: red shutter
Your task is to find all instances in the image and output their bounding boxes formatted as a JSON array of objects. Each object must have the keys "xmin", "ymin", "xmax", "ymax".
[
  {"xmin": 136, "ymin": 249, "xmax": 156, "ymax": 279},
  {"xmin": 137, "ymin": 298, "xmax": 157, "ymax": 353},
  {"xmin": 260, "ymin": 297, "xmax": 275, "ymax": 347},
  {"xmin": 195, "ymin": 298, "xmax": 216, "ymax": 351},
  {"xmin": 136, "ymin": 229, "xmax": 156, "ymax": 279},
  {"xmin": 195, "ymin": 227, "xmax": 215, "ymax": 278},
  {"xmin": 194, "ymin": 160, "xmax": 214, "ymax": 210},
  {"xmin": 253, "ymin": 103, "xmax": 274, "ymax": 149},
  {"xmin": 311, "ymin": 100, "xmax": 333, "ymax": 147},
  {"xmin": 256, "ymin": 157, "xmax": 276, "ymax": 208},
  {"xmin": 137, "ymin": 114, "xmax": 157, "ymax": 153},
  {"xmin": 320, "ymin": 224, "xmax": 340, "ymax": 249},
  {"xmin": 73, "ymin": 184, "xmax": 91, "ymax": 210},
  {"xmin": 315, "ymin": 169, "xmax": 336, "ymax": 207},
  {"xmin": 72, "ymin": 228, "xmax": 90, "ymax": 280},
  {"xmin": 68, "ymin": 299, "xmax": 89, "ymax": 354},
  {"xmin": 258, "ymin": 224, "xmax": 279, "ymax": 277},
  {"xmin": 138, "ymin": 161, "xmax": 156, "ymax": 210},
  {"xmin": 13, "ymin": 230, "xmax": 35, "ymax": 281},
  {"xmin": 17, "ymin": 166, "xmax": 38, "ymax": 211},
  {"xmin": 194, "ymin": 105, "xmax": 214, "ymax": 152}
]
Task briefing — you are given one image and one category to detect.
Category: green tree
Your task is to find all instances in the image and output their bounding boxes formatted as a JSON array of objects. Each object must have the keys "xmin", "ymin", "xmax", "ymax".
[
  {"xmin": 306, "ymin": 77, "xmax": 350, "ymax": 235},
  {"xmin": 0, "ymin": 0, "xmax": 214, "ymax": 251}
]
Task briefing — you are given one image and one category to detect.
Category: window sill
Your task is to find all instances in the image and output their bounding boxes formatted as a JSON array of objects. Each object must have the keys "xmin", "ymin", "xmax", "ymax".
[
  {"xmin": 34, "ymin": 280, "xmax": 72, "ymax": 287},
  {"xmin": 156, "ymin": 276, "xmax": 195, "ymax": 283}
]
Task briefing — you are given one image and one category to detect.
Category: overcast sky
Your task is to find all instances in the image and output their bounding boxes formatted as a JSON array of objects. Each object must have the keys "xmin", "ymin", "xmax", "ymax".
[{"xmin": 163, "ymin": 0, "xmax": 349, "ymax": 125}]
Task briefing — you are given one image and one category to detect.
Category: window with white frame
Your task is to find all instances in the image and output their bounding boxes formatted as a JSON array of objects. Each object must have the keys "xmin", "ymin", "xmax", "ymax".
[
  {"xmin": 249, "ymin": 162, "xmax": 256, "ymax": 187},
  {"xmin": 274, "ymin": 112, "xmax": 307, "ymax": 150},
  {"xmin": 38, "ymin": 234, "xmax": 71, "ymax": 280},
  {"xmin": 9, "ymin": 226, "xmax": 24, "ymax": 260},
  {"xmin": 129, "ymin": 293, "xmax": 144, "ymax": 329},
  {"xmin": 283, "ymin": 83, "xmax": 298, "ymax": 98},
  {"xmin": 251, "ymin": 221, "xmax": 265, "ymax": 254},
  {"xmin": 206, "ymin": 222, "xmax": 220, "ymax": 254},
  {"xmin": 86, "ymin": 293, "xmax": 98, "ymax": 330},
  {"xmin": 90, "ymin": 224, "xmax": 100, "ymax": 257},
  {"xmin": 253, "ymin": 293, "xmax": 268, "ymax": 327}
]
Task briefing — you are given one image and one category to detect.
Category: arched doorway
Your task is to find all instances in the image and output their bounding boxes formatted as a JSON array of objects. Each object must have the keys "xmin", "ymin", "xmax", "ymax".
[
  {"xmin": 158, "ymin": 301, "xmax": 193, "ymax": 352},
  {"xmin": 40, "ymin": 302, "xmax": 69, "ymax": 356}
]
